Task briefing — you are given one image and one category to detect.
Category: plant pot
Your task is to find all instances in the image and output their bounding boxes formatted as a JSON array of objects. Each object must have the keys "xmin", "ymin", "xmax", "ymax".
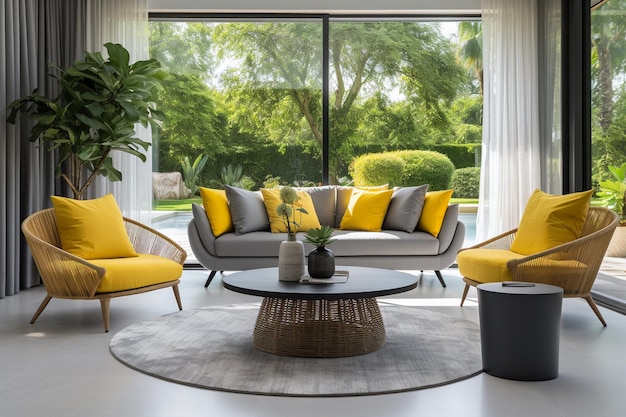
[
  {"xmin": 606, "ymin": 224, "xmax": 626, "ymax": 257},
  {"xmin": 278, "ymin": 240, "xmax": 305, "ymax": 281},
  {"xmin": 307, "ymin": 246, "xmax": 335, "ymax": 278}
]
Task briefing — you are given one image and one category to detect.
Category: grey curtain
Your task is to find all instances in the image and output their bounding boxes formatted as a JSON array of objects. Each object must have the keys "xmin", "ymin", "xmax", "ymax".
[{"xmin": 1, "ymin": 0, "xmax": 86, "ymax": 297}]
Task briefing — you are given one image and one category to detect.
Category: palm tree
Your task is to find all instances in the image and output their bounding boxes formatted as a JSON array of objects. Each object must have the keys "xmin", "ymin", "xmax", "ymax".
[
  {"xmin": 591, "ymin": 1, "xmax": 626, "ymax": 135},
  {"xmin": 457, "ymin": 22, "xmax": 483, "ymax": 96}
]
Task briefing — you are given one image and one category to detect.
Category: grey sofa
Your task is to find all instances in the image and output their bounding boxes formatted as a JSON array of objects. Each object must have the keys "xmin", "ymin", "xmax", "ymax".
[{"xmin": 188, "ymin": 185, "xmax": 465, "ymax": 288}]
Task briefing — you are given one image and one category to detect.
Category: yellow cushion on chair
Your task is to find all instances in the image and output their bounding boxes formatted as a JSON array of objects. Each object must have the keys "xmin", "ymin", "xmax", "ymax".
[
  {"xmin": 51, "ymin": 194, "xmax": 138, "ymax": 259},
  {"xmin": 91, "ymin": 254, "xmax": 183, "ymax": 293},
  {"xmin": 457, "ymin": 249, "xmax": 527, "ymax": 283},
  {"xmin": 511, "ymin": 189, "xmax": 593, "ymax": 255}
]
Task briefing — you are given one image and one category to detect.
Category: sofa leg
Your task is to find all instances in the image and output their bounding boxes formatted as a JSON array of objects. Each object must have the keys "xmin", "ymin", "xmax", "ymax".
[
  {"xmin": 204, "ymin": 270, "xmax": 218, "ymax": 288},
  {"xmin": 434, "ymin": 270, "xmax": 447, "ymax": 287}
]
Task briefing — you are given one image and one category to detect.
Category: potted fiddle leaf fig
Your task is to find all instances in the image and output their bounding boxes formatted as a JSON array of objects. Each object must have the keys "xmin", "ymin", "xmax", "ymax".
[
  {"xmin": 304, "ymin": 225, "xmax": 337, "ymax": 278},
  {"xmin": 7, "ymin": 42, "xmax": 166, "ymax": 199},
  {"xmin": 598, "ymin": 162, "xmax": 626, "ymax": 256}
]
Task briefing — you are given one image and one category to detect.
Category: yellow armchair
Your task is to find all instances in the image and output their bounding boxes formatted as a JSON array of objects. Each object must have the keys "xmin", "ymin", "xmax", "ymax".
[
  {"xmin": 458, "ymin": 207, "xmax": 618, "ymax": 326},
  {"xmin": 22, "ymin": 208, "xmax": 187, "ymax": 332}
]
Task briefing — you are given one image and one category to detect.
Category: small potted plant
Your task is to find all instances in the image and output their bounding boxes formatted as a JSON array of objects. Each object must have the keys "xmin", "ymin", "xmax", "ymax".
[
  {"xmin": 304, "ymin": 225, "xmax": 337, "ymax": 278},
  {"xmin": 598, "ymin": 162, "xmax": 626, "ymax": 256}
]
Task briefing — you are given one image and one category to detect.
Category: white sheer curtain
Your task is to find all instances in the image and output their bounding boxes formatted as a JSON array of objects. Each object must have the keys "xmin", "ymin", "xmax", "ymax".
[
  {"xmin": 85, "ymin": 0, "xmax": 153, "ymax": 223},
  {"xmin": 475, "ymin": 0, "xmax": 542, "ymax": 241}
]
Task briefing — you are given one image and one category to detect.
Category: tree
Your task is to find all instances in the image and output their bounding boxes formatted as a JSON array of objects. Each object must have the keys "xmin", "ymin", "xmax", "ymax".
[
  {"xmin": 150, "ymin": 22, "xmax": 215, "ymax": 83},
  {"xmin": 154, "ymin": 72, "xmax": 228, "ymax": 184},
  {"xmin": 456, "ymin": 22, "xmax": 483, "ymax": 97},
  {"xmin": 591, "ymin": 1, "xmax": 626, "ymax": 182},
  {"xmin": 213, "ymin": 21, "xmax": 466, "ymax": 182}
]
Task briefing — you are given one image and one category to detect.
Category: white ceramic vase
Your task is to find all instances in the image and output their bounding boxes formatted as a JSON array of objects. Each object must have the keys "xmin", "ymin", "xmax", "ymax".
[{"xmin": 278, "ymin": 239, "xmax": 305, "ymax": 281}]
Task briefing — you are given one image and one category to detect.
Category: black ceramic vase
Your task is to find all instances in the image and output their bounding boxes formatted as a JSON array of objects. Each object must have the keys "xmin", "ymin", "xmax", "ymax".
[{"xmin": 307, "ymin": 246, "xmax": 335, "ymax": 278}]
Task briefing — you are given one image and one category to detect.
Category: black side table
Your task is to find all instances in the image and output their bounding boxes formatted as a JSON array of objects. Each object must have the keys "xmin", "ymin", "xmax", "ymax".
[{"xmin": 477, "ymin": 282, "xmax": 563, "ymax": 381}]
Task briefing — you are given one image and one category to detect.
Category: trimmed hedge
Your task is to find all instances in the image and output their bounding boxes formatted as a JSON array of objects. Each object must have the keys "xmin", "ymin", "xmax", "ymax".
[
  {"xmin": 350, "ymin": 153, "xmax": 405, "ymax": 187},
  {"xmin": 450, "ymin": 167, "xmax": 481, "ymax": 198},
  {"xmin": 431, "ymin": 144, "xmax": 481, "ymax": 169},
  {"xmin": 350, "ymin": 150, "xmax": 455, "ymax": 191}
]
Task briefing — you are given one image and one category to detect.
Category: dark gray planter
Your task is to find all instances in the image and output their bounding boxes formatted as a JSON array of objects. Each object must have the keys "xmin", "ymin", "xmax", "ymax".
[{"xmin": 307, "ymin": 246, "xmax": 335, "ymax": 278}]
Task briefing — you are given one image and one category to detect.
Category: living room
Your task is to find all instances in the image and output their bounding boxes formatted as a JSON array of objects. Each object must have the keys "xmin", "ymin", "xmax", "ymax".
[{"xmin": 2, "ymin": 1, "xmax": 626, "ymax": 416}]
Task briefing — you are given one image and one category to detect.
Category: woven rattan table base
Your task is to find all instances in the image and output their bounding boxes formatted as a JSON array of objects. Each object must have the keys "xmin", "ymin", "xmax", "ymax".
[{"xmin": 253, "ymin": 297, "xmax": 385, "ymax": 357}]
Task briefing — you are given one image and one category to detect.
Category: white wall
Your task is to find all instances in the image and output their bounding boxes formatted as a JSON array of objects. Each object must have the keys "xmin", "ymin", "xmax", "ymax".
[{"xmin": 148, "ymin": 0, "xmax": 481, "ymax": 14}]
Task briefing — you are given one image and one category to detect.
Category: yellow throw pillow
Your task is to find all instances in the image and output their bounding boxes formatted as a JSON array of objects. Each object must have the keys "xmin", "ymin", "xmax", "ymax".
[
  {"xmin": 51, "ymin": 194, "xmax": 138, "ymax": 259},
  {"xmin": 510, "ymin": 189, "xmax": 593, "ymax": 255},
  {"xmin": 356, "ymin": 184, "xmax": 389, "ymax": 191},
  {"xmin": 261, "ymin": 188, "xmax": 321, "ymax": 233},
  {"xmin": 339, "ymin": 189, "xmax": 394, "ymax": 231},
  {"xmin": 416, "ymin": 190, "xmax": 453, "ymax": 237},
  {"xmin": 199, "ymin": 187, "xmax": 234, "ymax": 237}
]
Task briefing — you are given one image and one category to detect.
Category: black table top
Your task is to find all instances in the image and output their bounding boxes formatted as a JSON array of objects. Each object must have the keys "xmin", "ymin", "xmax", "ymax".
[
  {"xmin": 222, "ymin": 266, "xmax": 418, "ymax": 300},
  {"xmin": 477, "ymin": 282, "xmax": 564, "ymax": 295}
]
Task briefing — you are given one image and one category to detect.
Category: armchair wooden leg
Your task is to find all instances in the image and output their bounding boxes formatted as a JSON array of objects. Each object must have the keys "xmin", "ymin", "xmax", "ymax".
[
  {"xmin": 100, "ymin": 298, "xmax": 111, "ymax": 333},
  {"xmin": 460, "ymin": 284, "xmax": 470, "ymax": 306},
  {"xmin": 584, "ymin": 295, "xmax": 607, "ymax": 327},
  {"xmin": 204, "ymin": 270, "xmax": 218, "ymax": 288},
  {"xmin": 30, "ymin": 295, "xmax": 52, "ymax": 324},
  {"xmin": 434, "ymin": 270, "xmax": 447, "ymax": 287},
  {"xmin": 173, "ymin": 284, "xmax": 183, "ymax": 310}
]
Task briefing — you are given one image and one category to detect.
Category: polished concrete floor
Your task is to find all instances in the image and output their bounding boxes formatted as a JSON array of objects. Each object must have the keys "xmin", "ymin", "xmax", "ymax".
[{"xmin": 1, "ymin": 268, "xmax": 625, "ymax": 417}]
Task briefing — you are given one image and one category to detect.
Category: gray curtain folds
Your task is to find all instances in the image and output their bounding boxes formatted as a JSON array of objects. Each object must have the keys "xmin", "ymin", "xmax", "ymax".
[{"xmin": 1, "ymin": 0, "xmax": 87, "ymax": 297}]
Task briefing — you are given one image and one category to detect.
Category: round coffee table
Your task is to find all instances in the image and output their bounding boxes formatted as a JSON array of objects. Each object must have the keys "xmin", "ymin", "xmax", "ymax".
[{"xmin": 222, "ymin": 266, "xmax": 418, "ymax": 358}]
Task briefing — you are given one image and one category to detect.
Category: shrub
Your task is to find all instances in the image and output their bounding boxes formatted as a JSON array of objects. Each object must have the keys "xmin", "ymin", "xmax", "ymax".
[
  {"xmin": 450, "ymin": 167, "xmax": 481, "ymax": 198},
  {"xmin": 395, "ymin": 150, "xmax": 455, "ymax": 191},
  {"xmin": 432, "ymin": 143, "xmax": 480, "ymax": 169},
  {"xmin": 350, "ymin": 153, "xmax": 405, "ymax": 187}
]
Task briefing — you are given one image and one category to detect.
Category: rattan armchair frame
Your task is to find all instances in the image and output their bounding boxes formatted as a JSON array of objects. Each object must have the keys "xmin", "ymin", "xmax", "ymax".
[
  {"xmin": 21, "ymin": 208, "xmax": 187, "ymax": 332},
  {"xmin": 458, "ymin": 207, "xmax": 619, "ymax": 326}
]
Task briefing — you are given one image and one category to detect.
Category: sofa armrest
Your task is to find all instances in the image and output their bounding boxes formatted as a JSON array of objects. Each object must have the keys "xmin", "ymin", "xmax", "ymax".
[
  {"xmin": 190, "ymin": 203, "xmax": 218, "ymax": 255},
  {"xmin": 437, "ymin": 204, "xmax": 460, "ymax": 254}
]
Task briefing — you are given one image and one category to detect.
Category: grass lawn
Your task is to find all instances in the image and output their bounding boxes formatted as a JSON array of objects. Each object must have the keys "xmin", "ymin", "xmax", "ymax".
[{"xmin": 153, "ymin": 198, "xmax": 201, "ymax": 211}]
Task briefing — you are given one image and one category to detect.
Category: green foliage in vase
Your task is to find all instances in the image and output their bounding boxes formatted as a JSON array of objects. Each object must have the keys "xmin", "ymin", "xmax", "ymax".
[
  {"xmin": 304, "ymin": 225, "xmax": 337, "ymax": 248},
  {"xmin": 276, "ymin": 186, "xmax": 308, "ymax": 239}
]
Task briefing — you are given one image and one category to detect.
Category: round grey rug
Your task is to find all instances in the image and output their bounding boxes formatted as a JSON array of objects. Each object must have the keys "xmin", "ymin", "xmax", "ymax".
[{"xmin": 109, "ymin": 304, "xmax": 482, "ymax": 397}]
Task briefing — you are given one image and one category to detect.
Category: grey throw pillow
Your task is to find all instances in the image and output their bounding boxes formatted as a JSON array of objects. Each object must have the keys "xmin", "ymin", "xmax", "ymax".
[
  {"xmin": 224, "ymin": 185, "xmax": 269, "ymax": 234},
  {"xmin": 382, "ymin": 184, "xmax": 429, "ymax": 232}
]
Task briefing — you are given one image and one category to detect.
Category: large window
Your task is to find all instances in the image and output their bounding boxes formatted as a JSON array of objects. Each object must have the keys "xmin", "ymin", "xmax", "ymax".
[
  {"xmin": 591, "ymin": 1, "xmax": 626, "ymax": 187},
  {"xmin": 148, "ymin": 15, "xmax": 482, "ymax": 259}
]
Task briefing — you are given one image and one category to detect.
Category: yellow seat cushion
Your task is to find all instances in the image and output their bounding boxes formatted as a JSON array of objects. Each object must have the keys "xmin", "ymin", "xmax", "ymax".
[
  {"xmin": 261, "ymin": 188, "xmax": 321, "ymax": 233},
  {"xmin": 199, "ymin": 187, "xmax": 234, "ymax": 237},
  {"xmin": 458, "ymin": 248, "xmax": 587, "ymax": 285},
  {"xmin": 340, "ymin": 189, "xmax": 394, "ymax": 231},
  {"xmin": 91, "ymin": 254, "xmax": 183, "ymax": 293},
  {"xmin": 51, "ymin": 194, "xmax": 137, "ymax": 259},
  {"xmin": 511, "ymin": 189, "xmax": 593, "ymax": 255},
  {"xmin": 457, "ymin": 249, "xmax": 526, "ymax": 283},
  {"xmin": 416, "ymin": 190, "xmax": 453, "ymax": 237}
]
